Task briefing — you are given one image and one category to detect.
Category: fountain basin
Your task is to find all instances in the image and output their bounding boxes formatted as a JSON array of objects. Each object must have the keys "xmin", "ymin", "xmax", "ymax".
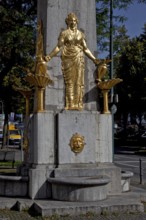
[
  {"xmin": 0, "ymin": 175, "xmax": 28, "ymax": 197},
  {"xmin": 97, "ymin": 78, "xmax": 123, "ymax": 90},
  {"xmin": 48, "ymin": 175, "xmax": 110, "ymax": 202},
  {"xmin": 121, "ymin": 171, "xmax": 133, "ymax": 192}
]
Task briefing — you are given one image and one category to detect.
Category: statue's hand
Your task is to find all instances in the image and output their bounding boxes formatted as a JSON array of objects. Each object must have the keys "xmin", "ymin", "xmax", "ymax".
[
  {"xmin": 99, "ymin": 59, "xmax": 112, "ymax": 64},
  {"xmin": 44, "ymin": 55, "xmax": 51, "ymax": 62},
  {"xmin": 95, "ymin": 59, "xmax": 112, "ymax": 67},
  {"xmin": 93, "ymin": 58, "xmax": 100, "ymax": 65}
]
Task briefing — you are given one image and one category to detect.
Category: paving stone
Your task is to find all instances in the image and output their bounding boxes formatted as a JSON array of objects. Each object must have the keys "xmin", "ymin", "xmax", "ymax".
[
  {"xmin": 1, "ymin": 209, "xmax": 146, "ymax": 220},
  {"xmin": 0, "ymin": 210, "xmax": 36, "ymax": 220}
]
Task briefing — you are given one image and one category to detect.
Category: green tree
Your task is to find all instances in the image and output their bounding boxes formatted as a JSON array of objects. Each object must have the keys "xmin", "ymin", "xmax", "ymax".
[
  {"xmin": 0, "ymin": 0, "xmax": 37, "ymax": 115},
  {"xmin": 140, "ymin": 24, "xmax": 146, "ymax": 59},
  {"xmin": 96, "ymin": 0, "xmax": 146, "ymax": 56},
  {"xmin": 115, "ymin": 37, "xmax": 146, "ymax": 129},
  {"xmin": 95, "ymin": 0, "xmax": 146, "ymax": 135},
  {"xmin": 96, "ymin": 0, "xmax": 131, "ymax": 55},
  {"xmin": 1, "ymin": 0, "xmax": 146, "ymax": 119}
]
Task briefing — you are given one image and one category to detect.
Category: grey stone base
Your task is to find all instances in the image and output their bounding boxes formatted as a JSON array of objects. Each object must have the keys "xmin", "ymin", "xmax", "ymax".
[
  {"xmin": 32, "ymin": 193, "xmax": 144, "ymax": 217},
  {"xmin": 121, "ymin": 171, "xmax": 134, "ymax": 192},
  {"xmin": 0, "ymin": 187, "xmax": 145, "ymax": 217},
  {"xmin": 54, "ymin": 163, "xmax": 122, "ymax": 196},
  {"xmin": 26, "ymin": 111, "xmax": 115, "ymax": 200},
  {"xmin": 0, "ymin": 175, "xmax": 28, "ymax": 197},
  {"xmin": 27, "ymin": 163, "xmax": 122, "ymax": 199},
  {"xmin": 28, "ymin": 165, "xmax": 54, "ymax": 199}
]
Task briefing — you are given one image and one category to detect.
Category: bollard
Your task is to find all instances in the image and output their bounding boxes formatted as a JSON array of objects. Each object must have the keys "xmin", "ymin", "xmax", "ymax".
[{"xmin": 139, "ymin": 158, "xmax": 144, "ymax": 185}]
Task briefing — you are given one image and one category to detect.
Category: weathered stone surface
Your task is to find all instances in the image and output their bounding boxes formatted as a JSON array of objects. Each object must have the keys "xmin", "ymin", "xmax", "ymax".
[
  {"xmin": 29, "ymin": 111, "xmax": 55, "ymax": 165},
  {"xmin": 0, "ymin": 175, "xmax": 28, "ymax": 197},
  {"xmin": 48, "ymin": 176, "xmax": 110, "ymax": 201},
  {"xmin": 58, "ymin": 111, "xmax": 98, "ymax": 165},
  {"xmin": 96, "ymin": 114, "xmax": 113, "ymax": 163}
]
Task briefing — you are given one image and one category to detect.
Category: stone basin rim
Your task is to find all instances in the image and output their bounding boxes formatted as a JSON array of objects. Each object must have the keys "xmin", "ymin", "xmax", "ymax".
[
  {"xmin": 121, "ymin": 170, "xmax": 134, "ymax": 178},
  {"xmin": 48, "ymin": 175, "xmax": 111, "ymax": 186},
  {"xmin": 0, "ymin": 175, "xmax": 28, "ymax": 181}
]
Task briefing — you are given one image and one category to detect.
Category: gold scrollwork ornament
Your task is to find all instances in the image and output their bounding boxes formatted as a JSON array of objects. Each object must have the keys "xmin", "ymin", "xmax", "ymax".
[{"xmin": 69, "ymin": 133, "xmax": 85, "ymax": 154}]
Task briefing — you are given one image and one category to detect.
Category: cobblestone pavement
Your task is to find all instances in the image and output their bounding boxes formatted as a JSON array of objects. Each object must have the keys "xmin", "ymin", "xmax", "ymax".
[
  {"xmin": 1, "ymin": 211, "xmax": 146, "ymax": 220},
  {"xmin": 0, "ymin": 210, "xmax": 36, "ymax": 220},
  {"xmin": 0, "ymin": 160, "xmax": 146, "ymax": 220},
  {"xmin": 58, "ymin": 213, "xmax": 146, "ymax": 220}
]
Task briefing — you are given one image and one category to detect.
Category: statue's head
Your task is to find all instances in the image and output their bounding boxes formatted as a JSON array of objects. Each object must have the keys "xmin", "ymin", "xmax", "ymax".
[{"xmin": 65, "ymin": 13, "xmax": 79, "ymax": 25}]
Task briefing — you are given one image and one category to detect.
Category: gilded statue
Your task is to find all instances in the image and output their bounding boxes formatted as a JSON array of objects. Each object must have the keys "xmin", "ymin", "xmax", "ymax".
[{"xmin": 45, "ymin": 13, "xmax": 99, "ymax": 110}]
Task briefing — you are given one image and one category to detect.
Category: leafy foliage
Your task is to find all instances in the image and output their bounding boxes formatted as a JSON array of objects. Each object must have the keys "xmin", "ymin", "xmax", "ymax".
[
  {"xmin": 115, "ymin": 34, "xmax": 146, "ymax": 126},
  {"xmin": 96, "ymin": 0, "xmax": 133, "ymax": 56},
  {"xmin": 0, "ymin": 0, "xmax": 37, "ymax": 114},
  {"xmin": 1, "ymin": 0, "xmax": 146, "ymax": 125},
  {"xmin": 95, "ymin": 0, "xmax": 146, "ymax": 128}
]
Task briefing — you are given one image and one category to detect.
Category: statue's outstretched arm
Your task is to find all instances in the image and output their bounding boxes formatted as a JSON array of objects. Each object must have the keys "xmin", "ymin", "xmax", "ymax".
[
  {"xmin": 45, "ymin": 32, "xmax": 64, "ymax": 62},
  {"xmin": 45, "ymin": 46, "xmax": 60, "ymax": 61},
  {"xmin": 82, "ymin": 39, "xmax": 99, "ymax": 65}
]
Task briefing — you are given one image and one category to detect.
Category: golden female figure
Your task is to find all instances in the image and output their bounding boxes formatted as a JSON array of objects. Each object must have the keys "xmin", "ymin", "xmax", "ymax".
[{"xmin": 45, "ymin": 13, "xmax": 98, "ymax": 110}]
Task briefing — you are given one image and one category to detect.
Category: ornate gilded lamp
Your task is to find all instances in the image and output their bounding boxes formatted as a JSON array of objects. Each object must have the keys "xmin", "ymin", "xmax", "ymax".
[
  {"xmin": 96, "ymin": 60, "xmax": 123, "ymax": 114},
  {"xmin": 12, "ymin": 85, "xmax": 32, "ymax": 151},
  {"xmin": 12, "ymin": 86, "xmax": 32, "ymax": 117},
  {"xmin": 25, "ymin": 20, "xmax": 53, "ymax": 112},
  {"xmin": 25, "ymin": 73, "xmax": 52, "ymax": 112}
]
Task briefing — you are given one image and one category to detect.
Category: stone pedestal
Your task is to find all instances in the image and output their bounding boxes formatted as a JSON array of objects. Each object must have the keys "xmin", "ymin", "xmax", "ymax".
[
  {"xmin": 24, "ymin": 0, "xmax": 122, "ymax": 201},
  {"xmin": 58, "ymin": 111, "xmax": 98, "ymax": 165},
  {"xmin": 58, "ymin": 111, "xmax": 113, "ymax": 165},
  {"xmin": 27, "ymin": 111, "xmax": 121, "ymax": 199},
  {"xmin": 29, "ymin": 111, "xmax": 55, "ymax": 165},
  {"xmin": 28, "ymin": 111, "xmax": 55, "ymax": 199}
]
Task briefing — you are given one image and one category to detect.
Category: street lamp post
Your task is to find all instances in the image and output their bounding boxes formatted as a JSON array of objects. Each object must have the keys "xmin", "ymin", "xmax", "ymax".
[
  {"xmin": 109, "ymin": 0, "xmax": 115, "ymax": 159},
  {"xmin": 110, "ymin": 0, "xmax": 113, "ymax": 83}
]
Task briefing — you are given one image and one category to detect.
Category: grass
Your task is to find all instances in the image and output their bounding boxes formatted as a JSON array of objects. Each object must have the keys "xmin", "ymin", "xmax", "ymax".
[
  {"xmin": 0, "ymin": 161, "xmax": 22, "ymax": 174},
  {"xmin": 0, "ymin": 161, "xmax": 22, "ymax": 167}
]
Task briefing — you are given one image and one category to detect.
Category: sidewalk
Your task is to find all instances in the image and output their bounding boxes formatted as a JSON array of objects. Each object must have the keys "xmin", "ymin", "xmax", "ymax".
[
  {"xmin": 1, "ymin": 147, "xmax": 146, "ymax": 219},
  {"xmin": 0, "ymin": 185, "xmax": 146, "ymax": 219}
]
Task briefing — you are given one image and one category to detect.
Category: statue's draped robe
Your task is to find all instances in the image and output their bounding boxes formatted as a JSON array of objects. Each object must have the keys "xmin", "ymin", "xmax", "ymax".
[{"xmin": 59, "ymin": 29, "xmax": 85, "ymax": 109}]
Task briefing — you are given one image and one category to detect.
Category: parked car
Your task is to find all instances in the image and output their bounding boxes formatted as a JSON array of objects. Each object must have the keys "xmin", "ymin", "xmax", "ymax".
[
  {"xmin": 8, "ymin": 124, "xmax": 22, "ymax": 146},
  {"xmin": 15, "ymin": 122, "xmax": 24, "ymax": 130}
]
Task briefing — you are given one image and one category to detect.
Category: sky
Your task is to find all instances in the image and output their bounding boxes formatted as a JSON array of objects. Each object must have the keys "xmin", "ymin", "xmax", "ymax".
[
  {"xmin": 115, "ymin": 2, "xmax": 146, "ymax": 37},
  {"xmin": 100, "ymin": 2, "xmax": 146, "ymax": 58}
]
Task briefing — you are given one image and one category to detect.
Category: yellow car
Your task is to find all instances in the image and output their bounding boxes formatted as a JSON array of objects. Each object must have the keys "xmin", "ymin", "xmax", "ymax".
[{"xmin": 8, "ymin": 128, "xmax": 22, "ymax": 145}]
